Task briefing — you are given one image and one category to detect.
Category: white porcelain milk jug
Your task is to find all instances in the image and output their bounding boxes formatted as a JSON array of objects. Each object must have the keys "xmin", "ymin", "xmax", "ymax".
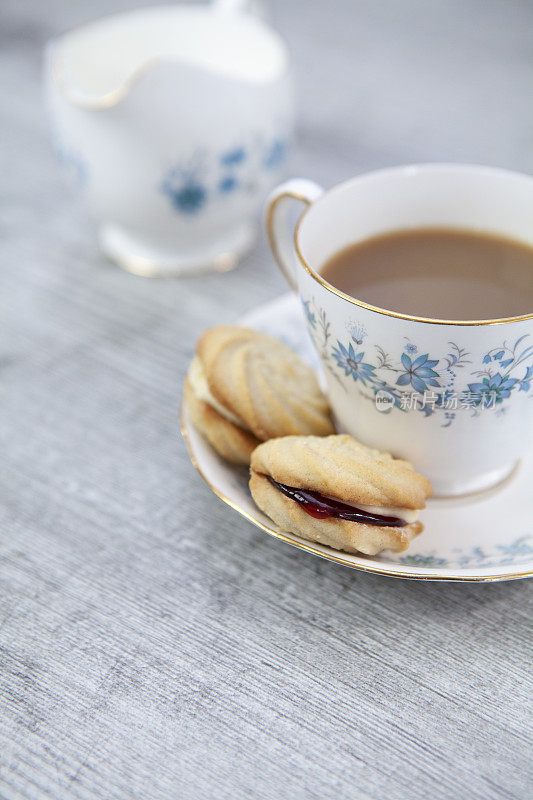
[{"xmin": 45, "ymin": 1, "xmax": 293, "ymax": 276}]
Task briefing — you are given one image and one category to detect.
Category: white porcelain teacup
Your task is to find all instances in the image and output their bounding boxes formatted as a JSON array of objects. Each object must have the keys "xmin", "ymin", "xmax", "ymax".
[
  {"xmin": 45, "ymin": 0, "xmax": 292, "ymax": 276},
  {"xmin": 266, "ymin": 164, "xmax": 533, "ymax": 496}
]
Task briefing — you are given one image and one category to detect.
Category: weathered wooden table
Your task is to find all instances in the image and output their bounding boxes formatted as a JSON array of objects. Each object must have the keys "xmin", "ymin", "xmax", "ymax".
[{"xmin": 1, "ymin": 1, "xmax": 532, "ymax": 798}]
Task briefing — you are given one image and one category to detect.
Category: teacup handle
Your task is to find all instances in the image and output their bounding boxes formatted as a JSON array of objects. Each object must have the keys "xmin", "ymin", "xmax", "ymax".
[{"xmin": 265, "ymin": 179, "xmax": 324, "ymax": 291}]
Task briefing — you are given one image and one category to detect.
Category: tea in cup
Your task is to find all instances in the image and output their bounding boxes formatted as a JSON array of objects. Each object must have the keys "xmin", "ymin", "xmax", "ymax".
[{"xmin": 266, "ymin": 164, "xmax": 533, "ymax": 496}]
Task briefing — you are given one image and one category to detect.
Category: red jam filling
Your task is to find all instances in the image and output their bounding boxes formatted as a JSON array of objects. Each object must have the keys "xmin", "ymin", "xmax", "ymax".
[{"xmin": 267, "ymin": 477, "xmax": 407, "ymax": 527}]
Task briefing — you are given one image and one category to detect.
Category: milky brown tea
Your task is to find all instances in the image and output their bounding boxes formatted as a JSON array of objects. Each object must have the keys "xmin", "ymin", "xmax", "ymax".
[{"xmin": 320, "ymin": 228, "xmax": 533, "ymax": 321}]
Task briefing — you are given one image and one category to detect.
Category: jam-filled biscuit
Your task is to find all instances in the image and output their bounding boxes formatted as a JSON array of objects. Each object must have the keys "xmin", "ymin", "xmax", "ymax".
[
  {"xmin": 185, "ymin": 326, "xmax": 335, "ymax": 464},
  {"xmin": 249, "ymin": 434, "xmax": 433, "ymax": 555}
]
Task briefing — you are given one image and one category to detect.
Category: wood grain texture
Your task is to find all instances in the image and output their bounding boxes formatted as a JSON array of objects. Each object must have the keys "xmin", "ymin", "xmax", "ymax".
[{"xmin": 1, "ymin": 1, "xmax": 532, "ymax": 798}]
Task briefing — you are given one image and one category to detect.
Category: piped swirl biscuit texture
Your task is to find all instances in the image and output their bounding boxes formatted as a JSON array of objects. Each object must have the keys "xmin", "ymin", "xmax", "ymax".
[
  {"xmin": 249, "ymin": 435, "xmax": 432, "ymax": 555},
  {"xmin": 197, "ymin": 326, "xmax": 334, "ymax": 441},
  {"xmin": 184, "ymin": 376, "xmax": 260, "ymax": 464},
  {"xmin": 251, "ymin": 435, "xmax": 432, "ymax": 509},
  {"xmin": 185, "ymin": 326, "xmax": 335, "ymax": 464}
]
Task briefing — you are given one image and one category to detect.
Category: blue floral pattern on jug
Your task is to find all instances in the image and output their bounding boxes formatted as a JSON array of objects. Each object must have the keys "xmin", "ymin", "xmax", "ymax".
[
  {"xmin": 218, "ymin": 175, "xmax": 239, "ymax": 194},
  {"xmin": 302, "ymin": 297, "xmax": 533, "ymax": 427},
  {"xmin": 262, "ymin": 139, "xmax": 287, "ymax": 170},
  {"xmin": 55, "ymin": 139, "xmax": 88, "ymax": 187},
  {"xmin": 220, "ymin": 147, "xmax": 247, "ymax": 167},
  {"xmin": 168, "ymin": 182, "xmax": 207, "ymax": 214},
  {"xmin": 160, "ymin": 134, "xmax": 289, "ymax": 215},
  {"xmin": 395, "ymin": 535, "xmax": 533, "ymax": 569}
]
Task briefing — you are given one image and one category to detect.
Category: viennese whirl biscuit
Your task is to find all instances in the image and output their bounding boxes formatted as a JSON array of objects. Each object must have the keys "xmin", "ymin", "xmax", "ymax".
[
  {"xmin": 250, "ymin": 435, "xmax": 433, "ymax": 555},
  {"xmin": 185, "ymin": 326, "xmax": 335, "ymax": 464}
]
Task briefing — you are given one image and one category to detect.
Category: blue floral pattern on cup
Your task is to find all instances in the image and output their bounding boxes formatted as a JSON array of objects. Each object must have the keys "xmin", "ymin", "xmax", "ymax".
[
  {"xmin": 331, "ymin": 341, "xmax": 376, "ymax": 385},
  {"xmin": 302, "ymin": 297, "xmax": 533, "ymax": 427},
  {"xmin": 396, "ymin": 353, "xmax": 440, "ymax": 393}
]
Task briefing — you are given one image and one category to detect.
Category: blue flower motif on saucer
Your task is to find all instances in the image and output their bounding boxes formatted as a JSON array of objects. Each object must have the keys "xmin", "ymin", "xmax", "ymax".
[
  {"xmin": 467, "ymin": 373, "xmax": 518, "ymax": 407},
  {"xmin": 399, "ymin": 553, "xmax": 448, "ymax": 568},
  {"xmin": 332, "ymin": 341, "xmax": 376, "ymax": 385},
  {"xmin": 398, "ymin": 535, "xmax": 533, "ymax": 568},
  {"xmin": 396, "ymin": 353, "xmax": 440, "ymax": 393}
]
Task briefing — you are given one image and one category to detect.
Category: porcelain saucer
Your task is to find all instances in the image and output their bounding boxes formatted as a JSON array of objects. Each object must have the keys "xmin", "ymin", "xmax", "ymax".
[{"xmin": 181, "ymin": 293, "xmax": 533, "ymax": 582}]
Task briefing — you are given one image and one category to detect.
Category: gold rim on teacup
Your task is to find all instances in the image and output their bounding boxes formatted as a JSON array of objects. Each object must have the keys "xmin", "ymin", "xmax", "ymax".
[{"xmin": 266, "ymin": 165, "xmax": 533, "ymax": 327}]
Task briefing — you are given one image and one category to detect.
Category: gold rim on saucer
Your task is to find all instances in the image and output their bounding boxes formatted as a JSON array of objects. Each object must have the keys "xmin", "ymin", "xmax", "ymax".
[{"xmin": 180, "ymin": 403, "xmax": 532, "ymax": 583}]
